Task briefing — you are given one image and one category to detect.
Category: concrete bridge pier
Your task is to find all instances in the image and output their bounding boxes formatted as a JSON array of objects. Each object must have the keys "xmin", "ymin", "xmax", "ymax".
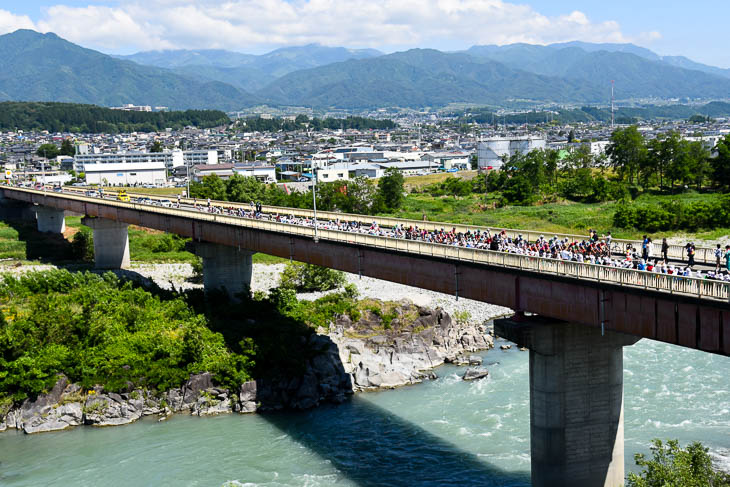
[
  {"xmin": 35, "ymin": 206, "xmax": 66, "ymax": 234},
  {"xmin": 81, "ymin": 216, "xmax": 130, "ymax": 269},
  {"xmin": 190, "ymin": 241, "xmax": 253, "ymax": 299},
  {"xmin": 495, "ymin": 317, "xmax": 640, "ymax": 487}
]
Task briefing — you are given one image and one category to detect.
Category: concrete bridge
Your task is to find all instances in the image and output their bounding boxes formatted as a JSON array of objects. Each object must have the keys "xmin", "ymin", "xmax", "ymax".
[{"xmin": 2, "ymin": 186, "xmax": 728, "ymax": 487}]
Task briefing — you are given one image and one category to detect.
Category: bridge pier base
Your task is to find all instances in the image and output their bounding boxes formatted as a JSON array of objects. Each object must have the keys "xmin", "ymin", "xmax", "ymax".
[
  {"xmin": 82, "ymin": 216, "xmax": 130, "ymax": 269},
  {"xmin": 35, "ymin": 206, "xmax": 66, "ymax": 234},
  {"xmin": 495, "ymin": 317, "xmax": 640, "ymax": 487},
  {"xmin": 191, "ymin": 242, "xmax": 252, "ymax": 300}
]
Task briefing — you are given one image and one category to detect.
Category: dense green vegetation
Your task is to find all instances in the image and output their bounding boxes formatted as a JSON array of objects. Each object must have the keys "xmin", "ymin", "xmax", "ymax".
[
  {"xmin": 628, "ymin": 439, "xmax": 730, "ymax": 486},
  {"xmin": 454, "ymin": 102, "xmax": 730, "ymax": 125},
  {"xmin": 0, "ymin": 102, "xmax": 230, "ymax": 133},
  {"xmin": 614, "ymin": 195, "xmax": 730, "ymax": 232},
  {"xmin": 0, "ymin": 270, "xmax": 254, "ymax": 401},
  {"xmin": 239, "ymin": 115, "xmax": 396, "ymax": 132}
]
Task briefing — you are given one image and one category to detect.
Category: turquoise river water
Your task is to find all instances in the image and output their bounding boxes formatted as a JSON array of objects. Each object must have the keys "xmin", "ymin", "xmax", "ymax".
[{"xmin": 1, "ymin": 338, "xmax": 728, "ymax": 486}]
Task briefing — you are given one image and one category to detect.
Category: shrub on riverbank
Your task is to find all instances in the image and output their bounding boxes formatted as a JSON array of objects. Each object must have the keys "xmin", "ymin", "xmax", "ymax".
[
  {"xmin": 0, "ymin": 270, "xmax": 254, "ymax": 402},
  {"xmin": 279, "ymin": 262, "xmax": 346, "ymax": 292}
]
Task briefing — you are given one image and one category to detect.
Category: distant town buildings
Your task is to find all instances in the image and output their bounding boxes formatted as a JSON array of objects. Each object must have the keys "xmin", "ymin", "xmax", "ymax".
[{"xmin": 110, "ymin": 104, "xmax": 153, "ymax": 112}]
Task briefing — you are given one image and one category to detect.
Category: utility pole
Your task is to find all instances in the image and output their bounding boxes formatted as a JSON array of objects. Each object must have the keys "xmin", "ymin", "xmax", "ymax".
[
  {"xmin": 186, "ymin": 162, "xmax": 190, "ymax": 198},
  {"xmin": 312, "ymin": 170, "xmax": 318, "ymax": 242},
  {"xmin": 41, "ymin": 148, "xmax": 46, "ymax": 191}
]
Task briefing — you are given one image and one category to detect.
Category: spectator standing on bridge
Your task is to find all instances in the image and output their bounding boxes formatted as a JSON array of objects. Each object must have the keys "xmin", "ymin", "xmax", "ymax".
[
  {"xmin": 725, "ymin": 245, "xmax": 730, "ymax": 273},
  {"xmin": 715, "ymin": 244, "xmax": 723, "ymax": 272},
  {"xmin": 686, "ymin": 242, "xmax": 696, "ymax": 268},
  {"xmin": 641, "ymin": 235, "xmax": 649, "ymax": 260},
  {"xmin": 646, "ymin": 238, "xmax": 653, "ymax": 260},
  {"xmin": 661, "ymin": 238, "xmax": 669, "ymax": 262}
]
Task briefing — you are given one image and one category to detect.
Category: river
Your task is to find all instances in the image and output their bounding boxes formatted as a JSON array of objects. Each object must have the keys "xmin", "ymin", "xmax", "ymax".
[{"xmin": 1, "ymin": 337, "xmax": 728, "ymax": 486}]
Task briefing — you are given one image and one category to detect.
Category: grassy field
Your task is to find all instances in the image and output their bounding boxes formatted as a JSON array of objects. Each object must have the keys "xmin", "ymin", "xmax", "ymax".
[
  {"xmin": 385, "ymin": 191, "xmax": 730, "ymax": 241},
  {"xmin": 403, "ymin": 170, "xmax": 477, "ymax": 191}
]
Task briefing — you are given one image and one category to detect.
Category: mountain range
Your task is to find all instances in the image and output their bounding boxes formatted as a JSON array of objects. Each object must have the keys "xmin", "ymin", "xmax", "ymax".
[{"xmin": 2, "ymin": 29, "xmax": 730, "ymax": 111}]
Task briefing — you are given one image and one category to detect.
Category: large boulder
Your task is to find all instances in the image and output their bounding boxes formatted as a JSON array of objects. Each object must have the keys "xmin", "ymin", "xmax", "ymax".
[
  {"xmin": 463, "ymin": 368, "xmax": 489, "ymax": 381},
  {"xmin": 237, "ymin": 381, "xmax": 258, "ymax": 413}
]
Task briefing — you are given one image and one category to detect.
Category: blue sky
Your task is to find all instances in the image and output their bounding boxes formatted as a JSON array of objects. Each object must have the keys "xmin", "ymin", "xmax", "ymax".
[{"xmin": 2, "ymin": 0, "xmax": 728, "ymax": 68}]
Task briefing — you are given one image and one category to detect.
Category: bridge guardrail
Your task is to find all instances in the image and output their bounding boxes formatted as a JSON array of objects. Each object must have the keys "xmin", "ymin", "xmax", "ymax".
[
  {"xmin": 8, "ymin": 187, "xmax": 730, "ymax": 302},
  {"xmin": 62, "ymin": 186, "xmax": 719, "ymax": 265}
]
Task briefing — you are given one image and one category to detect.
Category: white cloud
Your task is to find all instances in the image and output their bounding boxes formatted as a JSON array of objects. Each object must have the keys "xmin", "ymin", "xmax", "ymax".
[
  {"xmin": 0, "ymin": 9, "xmax": 36, "ymax": 34},
  {"xmin": 24, "ymin": 0, "xmax": 655, "ymax": 53}
]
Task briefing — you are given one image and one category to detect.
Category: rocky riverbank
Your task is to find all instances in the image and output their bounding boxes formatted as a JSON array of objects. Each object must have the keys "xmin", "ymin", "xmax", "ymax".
[
  {"xmin": 0, "ymin": 299, "xmax": 502, "ymax": 434},
  {"xmin": 0, "ymin": 262, "xmax": 508, "ymax": 434}
]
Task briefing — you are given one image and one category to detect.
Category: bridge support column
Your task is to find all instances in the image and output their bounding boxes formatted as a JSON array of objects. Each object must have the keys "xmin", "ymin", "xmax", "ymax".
[
  {"xmin": 81, "ymin": 216, "xmax": 130, "ymax": 269},
  {"xmin": 35, "ymin": 206, "xmax": 66, "ymax": 234},
  {"xmin": 495, "ymin": 317, "xmax": 640, "ymax": 487},
  {"xmin": 191, "ymin": 242, "xmax": 252, "ymax": 300}
]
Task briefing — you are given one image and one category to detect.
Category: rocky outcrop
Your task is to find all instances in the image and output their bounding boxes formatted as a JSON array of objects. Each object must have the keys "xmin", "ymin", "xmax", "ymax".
[
  {"xmin": 3, "ymin": 376, "xmax": 85, "ymax": 434},
  {"xmin": 330, "ymin": 302, "xmax": 494, "ymax": 391}
]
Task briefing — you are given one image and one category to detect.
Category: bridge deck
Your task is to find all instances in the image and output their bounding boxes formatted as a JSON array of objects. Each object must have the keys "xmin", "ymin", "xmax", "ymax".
[
  {"xmin": 3, "ymin": 186, "xmax": 729, "ymax": 356},
  {"xmin": 62, "ymin": 186, "xmax": 721, "ymax": 265}
]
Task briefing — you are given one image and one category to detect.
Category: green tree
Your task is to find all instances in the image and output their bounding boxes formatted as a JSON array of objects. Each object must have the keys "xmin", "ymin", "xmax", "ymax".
[
  {"xmin": 501, "ymin": 174, "xmax": 535, "ymax": 205},
  {"xmin": 36, "ymin": 143, "xmax": 60, "ymax": 159},
  {"xmin": 686, "ymin": 140, "xmax": 710, "ymax": 190},
  {"xmin": 149, "ymin": 140, "xmax": 163, "ymax": 153},
  {"xmin": 627, "ymin": 439, "xmax": 730, "ymax": 487},
  {"xmin": 606, "ymin": 126, "xmax": 647, "ymax": 184},
  {"xmin": 712, "ymin": 134, "xmax": 730, "ymax": 190},
  {"xmin": 191, "ymin": 174, "xmax": 227, "ymax": 201},
  {"xmin": 59, "ymin": 139, "xmax": 75, "ymax": 157},
  {"xmin": 378, "ymin": 167, "xmax": 405, "ymax": 210},
  {"xmin": 225, "ymin": 174, "xmax": 265, "ymax": 203}
]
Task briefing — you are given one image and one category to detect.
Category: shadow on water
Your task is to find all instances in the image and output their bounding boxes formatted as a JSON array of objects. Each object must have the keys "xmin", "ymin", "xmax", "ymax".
[{"xmin": 262, "ymin": 396, "xmax": 531, "ymax": 487}]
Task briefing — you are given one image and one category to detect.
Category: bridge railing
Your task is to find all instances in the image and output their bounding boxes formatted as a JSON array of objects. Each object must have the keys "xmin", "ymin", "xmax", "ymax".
[
  {"xmin": 61, "ymin": 186, "xmax": 720, "ymax": 264},
  {"xmin": 6, "ymin": 187, "xmax": 730, "ymax": 301}
]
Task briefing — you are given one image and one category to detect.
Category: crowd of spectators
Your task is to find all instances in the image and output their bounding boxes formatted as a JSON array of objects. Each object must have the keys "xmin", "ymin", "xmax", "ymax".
[{"xmin": 191, "ymin": 201, "xmax": 730, "ymax": 284}]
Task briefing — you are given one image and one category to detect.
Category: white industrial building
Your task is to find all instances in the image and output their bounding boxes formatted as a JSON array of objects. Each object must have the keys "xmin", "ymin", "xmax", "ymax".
[
  {"xmin": 74, "ymin": 151, "xmax": 183, "ymax": 172},
  {"xmin": 477, "ymin": 136, "xmax": 546, "ymax": 170},
  {"xmin": 74, "ymin": 149, "xmax": 218, "ymax": 173},
  {"xmin": 84, "ymin": 162, "xmax": 167, "ymax": 186}
]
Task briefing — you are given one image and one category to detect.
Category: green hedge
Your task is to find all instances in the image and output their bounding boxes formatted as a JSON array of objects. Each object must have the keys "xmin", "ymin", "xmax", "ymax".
[{"xmin": 613, "ymin": 195, "xmax": 730, "ymax": 232}]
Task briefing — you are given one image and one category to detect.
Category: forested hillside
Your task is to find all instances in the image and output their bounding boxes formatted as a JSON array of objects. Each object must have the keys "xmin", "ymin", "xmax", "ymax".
[{"xmin": 0, "ymin": 102, "xmax": 230, "ymax": 133}]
